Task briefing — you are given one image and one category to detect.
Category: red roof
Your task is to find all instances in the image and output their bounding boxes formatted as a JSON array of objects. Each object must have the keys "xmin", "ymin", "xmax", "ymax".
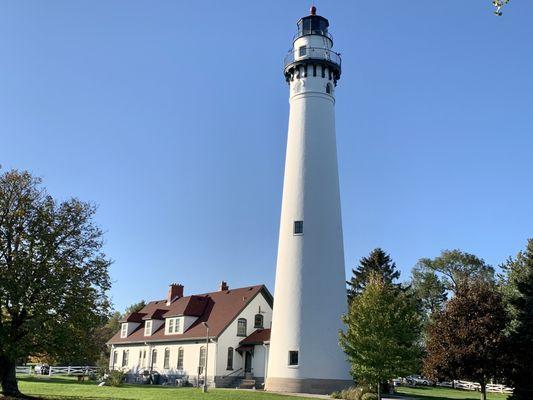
[
  {"xmin": 239, "ymin": 328, "xmax": 271, "ymax": 345},
  {"xmin": 108, "ymin": 285, "xmax": 272, "ymax": 345},
  {"xmin": 120, "ymin": 312, "xmax": 146, "ymax": 323}
]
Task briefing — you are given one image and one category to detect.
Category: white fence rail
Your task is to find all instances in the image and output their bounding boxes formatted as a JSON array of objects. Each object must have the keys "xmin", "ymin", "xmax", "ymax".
[
  {"xmin": 15, "ymin": 365, "xmax": 98, "ymax": 376},
  {"xmin": 49, "ymin": 366, "xmax": 98, "ymax": 376},
  {"xmin": 436, "ymin": 380, "xmax": 513, "ymax": 394},
  {"xmin": 15, "ymin": 366, "xmax": 32, "ymax": 374}
]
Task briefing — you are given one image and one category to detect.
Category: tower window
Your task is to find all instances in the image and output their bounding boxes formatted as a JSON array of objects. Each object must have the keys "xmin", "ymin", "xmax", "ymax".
[
  {"xmin": 288, "ymin": 351, "xmax": 299, "ymax": 366},
  {"xmin": 326, "ymin": 83, "xmax": 332, "ymax": 94},
  {"xmin": 293, "ymin": 221, "xmax": 304, "ymax": 235},
  {"xmin": 299, "ymin": 46, "xmax": 307, "ymax": 57}
]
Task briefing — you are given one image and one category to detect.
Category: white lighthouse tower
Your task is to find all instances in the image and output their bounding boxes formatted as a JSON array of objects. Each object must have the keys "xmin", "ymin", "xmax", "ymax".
[{"xmin": 266, "ymin": 7, "xmax": 352, "ymax": 395}]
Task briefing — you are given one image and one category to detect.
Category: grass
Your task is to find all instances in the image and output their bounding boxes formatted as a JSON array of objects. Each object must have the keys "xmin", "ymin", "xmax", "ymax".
[
  {"xmin": 396, "ymin": 386, "xmax": 510, "ymax": 400},
  {"xmin": 13, "ymin": 376, "xmax": 310, "ymax": 400}
]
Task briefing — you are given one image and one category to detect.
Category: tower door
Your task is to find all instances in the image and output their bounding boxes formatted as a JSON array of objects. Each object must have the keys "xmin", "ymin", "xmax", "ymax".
[{"xmin": 244, "ymin": 352, "xmax": 252, "ymax": 373}]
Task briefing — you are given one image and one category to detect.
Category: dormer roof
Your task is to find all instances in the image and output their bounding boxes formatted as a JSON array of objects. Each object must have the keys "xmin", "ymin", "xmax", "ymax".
[{"xmin": 108, "ymin": 284, "xmax": 272, "ymax": 345}]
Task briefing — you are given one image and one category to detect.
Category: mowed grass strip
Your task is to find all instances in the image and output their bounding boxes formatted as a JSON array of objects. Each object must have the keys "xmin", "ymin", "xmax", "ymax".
[
  {"xmin": 396, "ymin": 385, "xmax": 510, "ymax": 400},
  {"xmin": 15, "ymin": 376, "xmax": 309, "ymax": 400}
]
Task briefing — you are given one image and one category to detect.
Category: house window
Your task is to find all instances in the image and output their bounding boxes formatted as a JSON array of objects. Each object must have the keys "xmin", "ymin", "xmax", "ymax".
[
  {"xmin": 227, "ymin": 347, "xmax": 234, "ymax": 370},
  {"xmin": 122, "ymin": 350, "xmax": 129, "ymax": 367},
  {"xmin": 112, "ymin": 351, "xmax": 118, "ymax": 369},
  {"xmin": 138, "ymin": 350, "xmax": 143, "ymax": 365},
  {"xmin": 164, "ymin": 348, "xmax": 170, "ymax": 369},
  {"xmin": 144, "ymin": 320, "xmax": 152, "ymax": 336},
  {"xmin": 254, "ymin": 314, "xmax": 264, "ymax": 328},
  {"xmin": 167, "ymin": 317, "xmax": 182, "ymax": 334},
  {"xmin": 237, "ymin": 318, "xmax": 247, "ymax": 336},
  {"xmin": 120, "ymin": 323, "xmax": 128, "ymax": 338},
  {"xmin": 288, "ymin": 350, "xmax": 299, "ymax": 366},
  {"xmin": 299, "ymin": 46, "xmax": 307, "ymax": 57},
  {"xmin": 294, "ymin": 221, "xmax": 304, "ymax": 235},
  {"xmin": 199, "ymin": 346, "xmax": 206, "ymax": 374},
  {"xmin": 177, "ymin": 347, "xmax": 184, "ymax": 369},
  {"xmin": 151, "ymin": 349, "xmax": 157, "ymax": 367},
  {"xmin": 142, "ymin": 350, "xmax": 147, "ymax": 367}
]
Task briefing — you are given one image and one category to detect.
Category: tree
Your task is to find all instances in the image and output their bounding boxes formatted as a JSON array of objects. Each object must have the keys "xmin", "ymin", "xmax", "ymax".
[
  {"xmin": 500, "ymin": 239, "xmax": 533, "ymax": 400},
  {"xmin": 423, "ymin": 279, "xmax": 509, "ymax": 400},
  {"xmin": 347, "ymin": 248, "xmax": 401, "ymax": 301},
  {"xmin": 411, "ymin": 265, "xmax": 447, "ymax": 317},
  {"xmin": 0, "ymin": 170, "xmax": 111, "ymax": 397},
  {"xmin": 415, "ymin": 249, "xmax": 494, "ymax": 294},
  {"xmin": 124, "ymin": 300, "xmax": 146, "ymax": 316},
  {"xmin": 340, "ymin": 274, "xmax": 422, "ymax": 400}
]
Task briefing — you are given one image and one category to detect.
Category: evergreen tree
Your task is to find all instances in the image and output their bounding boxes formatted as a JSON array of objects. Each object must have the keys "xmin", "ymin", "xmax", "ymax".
[
  {"xmin": 347, "ymin": 248, "xmax": 401, "ymax": 301},
  {"xmin": 501, "ymin": 239, "xmax": 533, "ymax": 400},
  {"xmin": 341, "ymin": 273, "xmax": 422, "ymax": 400}
]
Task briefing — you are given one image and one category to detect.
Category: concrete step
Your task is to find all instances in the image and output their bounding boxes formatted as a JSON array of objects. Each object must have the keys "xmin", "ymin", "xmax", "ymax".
[{"xmin": 239, "ymin": 379, "xmax": 256, "ymax": 389}]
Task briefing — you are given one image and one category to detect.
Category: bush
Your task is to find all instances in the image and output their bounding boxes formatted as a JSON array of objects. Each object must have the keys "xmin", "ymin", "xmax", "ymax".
[
  {"xmin": 329, "ymin": 386, "xmax": 375, "ymax": 400},
  {"xmin": 361, "ymin": 394, "xmax": 378, "ymax": 400},
  {"xmin": 106, "ymin": 370, "xmax": 126, "ymax": 387}
]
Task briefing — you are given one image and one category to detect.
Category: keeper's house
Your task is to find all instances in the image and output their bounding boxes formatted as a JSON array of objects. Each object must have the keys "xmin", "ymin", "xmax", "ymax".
[{"xmin": 107, "ymin": 282, "xmax": 272, "ymax": 388}]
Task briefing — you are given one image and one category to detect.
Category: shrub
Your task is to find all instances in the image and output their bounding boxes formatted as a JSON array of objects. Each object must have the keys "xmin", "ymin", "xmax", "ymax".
[
  {"xmin": 330, "ymin": 386, "xmax": 375, "ymax": 400},
  {"xmin": 106, "ymin": 370, "xmax": 126, "ymax": 387},
  {"xmin": 361, "ymin": 394, "xmax": 378, "ymax": 400}
]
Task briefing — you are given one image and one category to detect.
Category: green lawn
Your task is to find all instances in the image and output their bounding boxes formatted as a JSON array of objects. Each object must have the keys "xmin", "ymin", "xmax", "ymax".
[
  {"xmin": 13, "ymin": 376, "xmax": 309, "ymax": 400},
  {"xmin": 396, "ymin": 386, "xmax": 510, "ymax": 400}
]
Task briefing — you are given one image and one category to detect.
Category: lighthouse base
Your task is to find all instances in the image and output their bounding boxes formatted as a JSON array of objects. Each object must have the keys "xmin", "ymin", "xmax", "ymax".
[{"xmin": 265, "ymin": 377, "xmax": 353, "ymax": 395}]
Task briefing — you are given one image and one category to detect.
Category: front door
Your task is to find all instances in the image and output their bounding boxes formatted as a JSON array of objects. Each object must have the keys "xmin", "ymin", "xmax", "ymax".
[{"xmin": 244, "ymin": 352, "xmax": 252, "ymax": 373}]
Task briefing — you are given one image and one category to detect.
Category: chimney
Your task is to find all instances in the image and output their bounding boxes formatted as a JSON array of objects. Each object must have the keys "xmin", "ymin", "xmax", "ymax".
[
  {"xmin": 219, "ymin": 281, "xmax": 229, "ymax": 291},
  {"xmin": 167, "ymin": 283, "xmax": 184, "ymax": 305}
]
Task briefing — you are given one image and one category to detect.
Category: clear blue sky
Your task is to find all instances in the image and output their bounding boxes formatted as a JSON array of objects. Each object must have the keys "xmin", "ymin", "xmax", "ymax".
[{"xmin": 1, "ymin": 1, "xmax": 532, "ymax": 312}]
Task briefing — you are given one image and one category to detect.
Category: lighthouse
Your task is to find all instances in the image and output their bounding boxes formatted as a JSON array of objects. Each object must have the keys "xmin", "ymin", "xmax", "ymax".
[{"xmin": 266, "ymin": 7, "xmax": 352, "ymax": 395}]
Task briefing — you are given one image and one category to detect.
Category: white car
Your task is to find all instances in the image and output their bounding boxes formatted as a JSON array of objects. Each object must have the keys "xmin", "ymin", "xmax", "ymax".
[{"xmin": 406, "ymin": 375, "xmax": 431, "ymax": 386}]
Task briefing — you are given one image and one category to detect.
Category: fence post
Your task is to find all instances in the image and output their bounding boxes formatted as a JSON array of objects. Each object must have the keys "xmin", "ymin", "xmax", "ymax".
[{"xmin": 68, "ymin": 366, "xmax": 71, "ymax": 375}]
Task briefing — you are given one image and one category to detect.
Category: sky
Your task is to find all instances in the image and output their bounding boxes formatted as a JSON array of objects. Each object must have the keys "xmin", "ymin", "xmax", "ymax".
[{"xmin": 1, "ymin": 1, "xmax": 532, "ymax": 312}]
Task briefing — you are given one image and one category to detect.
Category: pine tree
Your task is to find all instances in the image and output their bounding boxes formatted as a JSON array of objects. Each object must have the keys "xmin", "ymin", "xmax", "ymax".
[
  {"xmin": 347, "ymin": 248, "xmax": 401, "ymax": 301},
  {"xmin": 503, "ymin": 239, "xmax": 533, "ymax": 400}
]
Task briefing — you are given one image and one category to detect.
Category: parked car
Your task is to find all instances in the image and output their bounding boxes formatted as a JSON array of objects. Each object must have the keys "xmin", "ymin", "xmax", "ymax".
[
  {"xmin": 34, "ymin": 364, "xmax": 50, "ymax": 375},
  {"xmin": 406, "ymin": 375, "xmax": 431, "ymax": 386}
]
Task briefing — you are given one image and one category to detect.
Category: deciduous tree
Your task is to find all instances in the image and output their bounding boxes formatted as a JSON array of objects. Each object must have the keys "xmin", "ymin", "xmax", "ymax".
[
  {"xmin": 0, "ymin": 170, "xmax": 111, "ymax": 397},
  {"xmin": 340, "ymin": 274, "xmax": 422, "ymax": 400},
  {"xmin": 423, "ymin": 279, "xmax": 509, "ymax": 400},
  {"xmin": 415, "ymin": 250, "xmax": 494, "ymax": 294}
]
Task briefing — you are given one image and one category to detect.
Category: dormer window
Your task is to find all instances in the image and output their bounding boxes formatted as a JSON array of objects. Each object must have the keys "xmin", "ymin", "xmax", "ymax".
[
  {"xmin": 120, "ymin": 323, "xmax": 128, "ymax": 338},
  {"xmin": 144, "ymin": 320, "xmax": 152, "ymax": 336},
  {"xmin": 167, "ymin": 317, "xmax": 182, "ymax": 334}
]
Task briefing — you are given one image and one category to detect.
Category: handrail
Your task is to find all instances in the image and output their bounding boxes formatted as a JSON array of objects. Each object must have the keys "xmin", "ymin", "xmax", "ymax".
[
  {"xmin": 284, "ymin": 47, "xmax": 341, "ymax": 70},
  {"xmin": 222, "ymin": 367, "xmax": 243, "ymax": 378}
]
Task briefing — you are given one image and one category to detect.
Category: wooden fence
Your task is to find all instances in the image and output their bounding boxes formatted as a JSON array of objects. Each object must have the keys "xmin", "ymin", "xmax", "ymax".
[
  {"xmin": 15, "ymin": 366, "xmax": 98, "ymax": 376},
  {"xmin": 436, "ymin": 380, "xmax": 513, "ymax": 394}
]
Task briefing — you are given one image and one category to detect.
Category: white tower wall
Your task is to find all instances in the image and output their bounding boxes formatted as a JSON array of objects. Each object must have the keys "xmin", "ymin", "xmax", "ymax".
[{"xmin": 266, "ymin": 9, "xmax": 352, "ymax": 395}]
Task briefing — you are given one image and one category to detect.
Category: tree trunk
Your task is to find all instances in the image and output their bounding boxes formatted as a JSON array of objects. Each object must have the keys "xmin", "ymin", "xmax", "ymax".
[
  {"xmin": 377, "ymin": 381, "xmax": 381, "ymax": 400},
  {"xmin": 480, "ymin": 381, "xmax": 487, "ymax": 400},
  {"xmin": 0, "ymin": 356, "xmax": 21, "ymax": 397}
]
